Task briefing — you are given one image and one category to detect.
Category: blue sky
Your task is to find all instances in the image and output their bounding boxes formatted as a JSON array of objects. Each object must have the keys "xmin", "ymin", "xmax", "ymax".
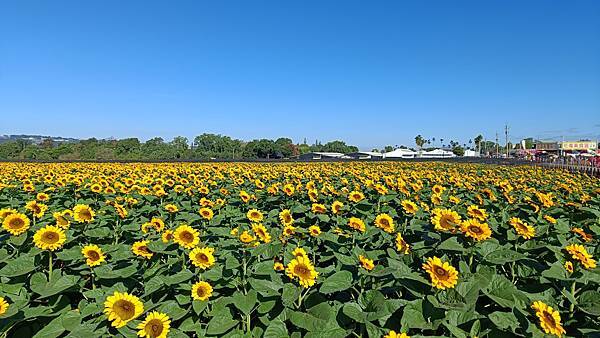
[{"xmin": 1, "ymin": 0, "xmax": 599, "ymax": 149}]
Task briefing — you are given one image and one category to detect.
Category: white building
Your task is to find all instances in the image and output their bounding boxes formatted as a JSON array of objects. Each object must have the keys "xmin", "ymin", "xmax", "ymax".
[
  {"xmin": 420, "ymin": 149, "xmax": 456, "ymax": 158},
  {"xmin": 463, "ymin": 149, "xmax": 480, "ymax": 157},
  {"xmin": 298, "ymin": 152, "xmax": 348, "ymax": 160},
  {"xmin": 347, "ymin": 151, "xmax": 384, "ymax": 159},
  {"xmin": 383, "ymin": 148, "xmax": 418, "ymax": 159}
]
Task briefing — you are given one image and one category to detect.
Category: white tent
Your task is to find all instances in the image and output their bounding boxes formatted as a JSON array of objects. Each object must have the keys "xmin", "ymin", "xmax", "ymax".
[
  {"xmin": 463, "ymin": 149, "xmax": 480, "ymax": 157},
  {"xmin": 420, "ymin": 149, "xmax": 456, "ymax": 158},
  {"xmin": 383, "ymin": 148, "xmax": 418, "ymax": 158}
]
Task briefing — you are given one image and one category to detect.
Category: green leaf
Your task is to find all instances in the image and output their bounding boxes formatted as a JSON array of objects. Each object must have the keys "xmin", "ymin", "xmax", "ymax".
[
  {"xmin": 578, "ymin": 290, "xmax": 600, "ymax": 316},
  {"xmin": 483, "ymin": 249, "xmax": 526, "ymax": 264},
  {"xmin": 30, "ymin": 271, "xmax": 80, "ymax": 298},
  {"xmin": 164, "ymin": 269, "xmax": 194, "ymax": 285},
  {"xmin": 488, "ymin": 311, "xmax": 519, "ymax": 330},
  {"xmin": 232, "ymin": 290, "xmax": 257, "ymax": 315},
  {"xmin": 263, "ymin": 318, "xmax": 288, "ymax": 338},
  {"xmin": 60, "ymin": 310, "xmax": 82, "ymax": 331},
  {"xmin": 320, "ymin": 270, "xmax": 352, "ymax": 294},
  {"xmin": 206, "ymin": 310, "xmax": 238, "ymax": 335},
  {"xmin": 0, "ymin": 254, "xmax": 35, "ymax": 277},
  {"xmin": 437, "ymin": 237, "xmax": 465, "ymax": 252}
]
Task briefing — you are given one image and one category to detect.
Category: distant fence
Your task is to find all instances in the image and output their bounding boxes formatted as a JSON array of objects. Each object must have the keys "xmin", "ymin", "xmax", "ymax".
[{"xmin": 531, "ymin": 162, "xmax": 600, "ymax": 178}]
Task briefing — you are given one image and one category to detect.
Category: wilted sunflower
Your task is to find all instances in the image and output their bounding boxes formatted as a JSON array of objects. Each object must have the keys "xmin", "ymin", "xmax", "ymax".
[
  {"xmin": 173, "ymin": 225, "xmax": 200, "ymax": 249},
  {"xmin": 359, "ymin": 255, "xmax": 374, "ymax": 271},
  {"xmin": 348, "ymin": 217, "xmax": 366, "ymax": 233},
  {"xmin": 395, "ymin": 233, "xmax": 410, "ymax": 254},
  {"xmin": 82, "ymin": 244, "xmax": 106, "ymax": 267},
  {"xmin": 191, "ymin": 281, "xmax": 213, "ymax": 301},
  {"xmin": 53, "ymin": 211, "xmax": 71, "ymax": 229},
  {"xmin": 137, "ymin": 311, "xmax": 171, "ymax": 338},
  {"xmin": 509, "ymin": 217, "xmax": 535, "ymax": 239},
  {"xmin": 348, "ymin": 191, "xmax": 365, "ymax": 203},
  {"xmin": 467, "ymin": 205, "xmax": 488, "ymax": 221},
  {"xmin": 33, "ymin": 225, "xmax": 66, "ymax": 251},
  {"xmin": 247, "ymin": 209, "xmax": 263, "ymax": 222},
  {"xmin": 252, "ymin": 223, "xmax": 271, "ymax": 243},
  {"xmin": 331, "ymin": 201, "xmax": 344, "ymax": 214},
  {"xmin": 531, "ymin": 301, "xmax": 566, "ymax": 337},
  {"xmin": 189, "ymin": 247, "xmax": 215, "ymax": 269},
  {"xmin": 2, "ymin": 213, "xmax": 30, "ymax": 236},
  {"xmin": 279, "ymin": 209, "xmax": 294, "ymax": 226},
  {"xmin": 422, "ymin": 256, "xmax": 458, "ymax": 289},
  {"xmin": 132, "ymin": 240, "xmax": 153, "ymax": 259},
  {"xmin": 384, "ymin": 331, "xmax": 410, "ymax": 338},
  {"xmin": 374, "ymin": 214, "xmax": 395, "ymax": 233},
  {"xmin": 198, "ymin": 207, "xmax": 214, "ymax": 220},
  {"xmin": 401, "ymin": 200, "xmax": 418, "ymax": 215},
  {"xmin": 565, "ymin": 244, "xmax": 596, "ymax": 269},
  {"xmin": 308, "ymin": 225, "xmax": 321, "ymax": 237},
  {"xmin": 0, "ymin": 297, "xmax": 9, "ymax": 316},
  {"xmin": 460, "ymin": 219, "xmax": 492, "ymax": 241},
  {"xmin": 286, "ymin": 256, "xmax": 318, "ymax": 288},
  {"xmin": 104, "ymin": 291, "xmax": 144, "ymax": 328},
  {"xmin": 571, "ymin": 227, "xmax": 593, "ymax": 242},
  {"xmin": 73, "ymin": 204, "xmax": 95, "ymax": 223},
  {"xmin": 431, "ymin": 208, "xmax": 461, "ymax": 232}
]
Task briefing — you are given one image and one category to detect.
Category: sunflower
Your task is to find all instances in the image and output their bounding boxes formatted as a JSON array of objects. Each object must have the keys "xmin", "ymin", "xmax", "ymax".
[
  {"xmin": 137, "ymin": 311, "xmax": 171, "ymax": 338},
  {"xmin": 198, "ymin": 207, "xmax": 214, "ymax": 220},
  {"xmin": 543, "ymin": 215, "xmax": 557, "ymax": 224},
  {"xmin": 104, "ymin": 291, "xmax": 144, "ymax": 328},
  {"xmin": 0, "ymin": 208, "xmax": 17, "ymax": 219},
  {"xmin": 161, "ymin": 230, "xmax": 174, "ymax": 243},
  {"xmin": 2, "ymin": 213, "xmax": 30, "ymax": 236},
  {"xmin": 292, "ymin": 247, "xmax": 307, "ymax": 259},
  {"xmin": 247, "ymin": 209, "xmax": 263, "ymax": 222},
  {"xmin": 252, "ymin": 223, "xmax": 271, "ymax": 243},
  {"xmin": 431, "ymin": 209, "xmax": 461, "ymax": 232},
  {"xmin": 239, "ymin": 230, "xmax": 256, "ymax": 244},
  {"xmin": 460, "ymin": 219, "xmax": 492, "ymax": 241},
  {"xmin": 164, "ymin": 204, "xmax": 179, "ymax": 213},
  {"xmin": 150, "ymin": 218, "xmax": 165, "ymax": 232},
  {"xmin": 571, "ymin": 227, "xmax": 593, "ymax": 242},
  {"xmin": 33, "ymin": 225, "xmax": 66, "ymax": 251},
  {"xmin": 432, "ymin": 184, "xmax": 445, "ymax": 195},
  {"xmin": 0, "ymin": 297, "xmax": 9, "ymax": 316},
  {"xmin": 73, "ymin": 204, "xmax": 95, "ymax": 223},
  {"xmin": 384, "ymin": 331, "xmax": 410, "ymax": 338},
  {"xmin": 395, "ymin": 233, "xmax": 410, "ymax": 254},
  {"xmin": 359, "ymin": 255, "xmax": 374, "ymax": 271},
  {"xmin": 26, "ymin": 201, "xmax": 47, "ymax": 219},
  {"xmin": 132, "ymin": 240, "xmax": 153, "ymax": 259},
  {"xmin": 565, "ymin": 244, "xmax": 596, "ymax": 269},
  {"xmin": 331, "ymin": 201, "xmax": 344, "ymax": 214},
  {"xmin": 279, "ymin": 209, "xmax": 294, "ymax": 226},
  {"xmin": 189, "ymin": 247, "xmax": 215, "ymax": 270},
  {"xmin": 348, "ymin": 217, "xmax": 366, "ymax": 233},
  {"xmin": 286, "ymin": 256, "xmax": 318, "ymax": 288},
  {"xmin": 509, "ymin": 217, "xmax": 535, "ymax": 239},
  {"xmin": 467, "ymin": 205, "xmax": 488, "ymax": 221},
  {"xmin": 374, "ymin": 214, "xmax": 395, "ymax": 233},
  {"xmin": 191, "ymin": 281, "xmax": 213, "ymax": 301},
  {"xmin": 564, "ymin": 261, "xmax": 573, "ymax": 273},
  {"xmin": 173, "ymin": 225, "xmax": 200, "ymax": 249},
  {"xmin": 283, "ymin": 225, "xmax": 296, "ymax": 237},
  {"xmin": 401, "ymin": 200, "xmax": 418, "ymax": 215},
  {"xmin": 422, "ymin": 256, "xmax": 458, "ymax": 289},
  {"xmin": 311, "ymin": 203, "xmax": 327, "ymax": 214},
  {"xmin": 308, "ymin": 225, "xmax": 321, "ymax": 237},
  {"xmin": 82, "ymin": 244, "xmax": 106, "ymax": 267},
  {"xmin": 431, "ymin": 194, "xmax": 442, "ymax": 205},
  {"xmin": 348, "ymin": 191, "xmax": 365, "ymax": 203},
  {"xmin": 53, "ymin": 211, "xmax": 71, "ymax": 229},
  {"xmin": 273, "ymin": 262, "xmax": 284, "ymax": 271},
  {"xmin": 531, "ymin": 301, "xmax": 566, "ymax": 337}
]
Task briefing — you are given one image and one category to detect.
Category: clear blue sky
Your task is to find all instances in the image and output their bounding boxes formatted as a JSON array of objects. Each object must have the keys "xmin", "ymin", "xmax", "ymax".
[{"xmin": 1, "ymin": 0, "xmax": 599, "ymax": 149}]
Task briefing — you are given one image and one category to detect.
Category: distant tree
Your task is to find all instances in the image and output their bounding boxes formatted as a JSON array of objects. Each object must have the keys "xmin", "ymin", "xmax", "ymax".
[
  {"xmin": 452, "ymin": 146, "xmax": 465, "ymax": 156},
  {"xmin": 414, "ymin": 135, "xmax": 425, "ymax": 149},
  {"xmin": 384, "ymin": 145, "xmax": 394, "ymax": 152},
  {"xmin": 474, "ymin": 135, "xmax": 483, "ymax": 153}
]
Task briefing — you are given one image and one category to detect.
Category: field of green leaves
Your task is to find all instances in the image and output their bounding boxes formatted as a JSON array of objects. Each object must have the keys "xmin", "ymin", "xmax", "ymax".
[{"xmin": 0, "ymin": 162, "xmax": 599, "ymax": 338}]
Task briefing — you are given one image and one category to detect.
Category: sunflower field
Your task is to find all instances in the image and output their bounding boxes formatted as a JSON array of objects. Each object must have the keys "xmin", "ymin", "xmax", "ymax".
[{"xmin": 0, "ymin": 162, "xmax": 599, "ymax": 338}]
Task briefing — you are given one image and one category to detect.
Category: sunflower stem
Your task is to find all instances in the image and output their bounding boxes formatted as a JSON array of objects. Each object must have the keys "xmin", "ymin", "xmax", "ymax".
[
  {"xmin": 48, "ymin": 251, "xmax": 53, "ymax": 282},
  {"xmin": 569, "ymin": 281, "xmax": 576, "ymax": 313},
  {"xmin": 90, "ymin": 267, "xmax": 95, "ymax": 290}
]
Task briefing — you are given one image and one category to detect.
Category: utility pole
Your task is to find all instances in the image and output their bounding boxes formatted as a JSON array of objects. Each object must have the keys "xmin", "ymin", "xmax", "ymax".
[
  {"xmin": 505, "ymin": 124, "xmax": 509, "ymax": 158},
  {"xmin": 495, "ymin": 132, "xmax": 499, "ymax": 158}
]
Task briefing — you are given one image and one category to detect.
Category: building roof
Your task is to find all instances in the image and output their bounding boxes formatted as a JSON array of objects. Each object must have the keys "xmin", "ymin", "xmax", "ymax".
[{"xmin": 383, "ymin": 148, "xmax": 417, "ymax": 157}]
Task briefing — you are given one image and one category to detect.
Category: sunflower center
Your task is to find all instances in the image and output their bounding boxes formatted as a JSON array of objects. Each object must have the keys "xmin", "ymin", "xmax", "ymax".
[
  {"xmin": 294, "ymin": 264, "xmax": 311, "ymax": 278},
  {"xmin": 113, "ymin": 300, "xmax": 135, "ymax": 320},
  {"xmin": 181, "ymin": 232, "xmax": 193, "ymax": 242},
  {"xmin": 80, "ymin": 210, "xmax": 91, "ymax": 220},
  {"xmin": 434, "ymin": 267, "xmax": 448, "ymax": 278},
  {"xmin": 469, "ymin": 226, "xmax": 482, "ymax": 234},
  {"xmin": 197, "ymin": 253, "xmax": 208, "ymax": 262},
  {"xmin": 10, "ymin": 218, "xmax": 24, "ymax": 229},
  {"xmin": 196, "ymin": 287, "xmax": 207, "ymax": 297},
  {"xmin": 542, "ymin": 312, "xmax": 557, "ymax": 328},
  {"xmin": 43, "ymin": 232, "xmax": 59, "ymax": 244},
  {"xmin": 145, "ymin": 319, "xmax": 164, "ymax": 337},
  {"xmin": 88, "ymin": 251, "xmax": 100, "ymax": 260}
]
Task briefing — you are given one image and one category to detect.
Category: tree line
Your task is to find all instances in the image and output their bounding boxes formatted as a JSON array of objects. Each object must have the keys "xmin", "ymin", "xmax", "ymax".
[{"xmin": 0, "ymin": 134, "xmax": 359, "ymax": 160}]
